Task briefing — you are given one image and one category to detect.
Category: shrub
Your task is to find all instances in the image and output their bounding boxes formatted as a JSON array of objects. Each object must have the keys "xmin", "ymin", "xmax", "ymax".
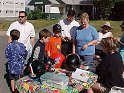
[{"xmin": 27, "ymin": 10, "xmax": 45, "ymax": 20}]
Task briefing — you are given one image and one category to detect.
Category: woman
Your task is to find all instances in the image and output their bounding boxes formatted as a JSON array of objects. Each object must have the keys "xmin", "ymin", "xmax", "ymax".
[
  {"xmin": 73, "ymin": 13, "xmax": 98, "ymax": 68},
  {"xmin": 88, "ymin": 37, "xmax": 124, "ymax": 93}
]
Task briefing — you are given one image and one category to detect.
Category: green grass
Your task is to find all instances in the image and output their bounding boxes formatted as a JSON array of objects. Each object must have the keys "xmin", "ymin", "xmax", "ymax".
[
  {"xmin": 89, "ymin": 20, "xmax": 123, "ymax": 37},
  {"xmin": 0, "ymin": 19, "xmax": 58, "ymax": 31},
  {"xmin": 0, "ymin": 19, "xmax": 123, "ymax": 37}
]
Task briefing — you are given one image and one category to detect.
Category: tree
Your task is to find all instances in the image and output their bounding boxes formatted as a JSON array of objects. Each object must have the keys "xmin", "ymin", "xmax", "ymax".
[{"xmin": 93, "ymin": 0, "xmax": 122, "ymax": 19}]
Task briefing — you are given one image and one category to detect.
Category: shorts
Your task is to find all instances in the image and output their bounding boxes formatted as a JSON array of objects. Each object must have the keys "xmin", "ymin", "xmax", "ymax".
[{"xmin": 9, "ymin": 73, "xmax": 23, "ymax": 80}]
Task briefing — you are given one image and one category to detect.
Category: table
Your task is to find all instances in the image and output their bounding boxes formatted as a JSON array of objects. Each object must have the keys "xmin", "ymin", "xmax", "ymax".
[{"xmin": 16, "ymin": 70, "xmax": 97, "ymax": 93}]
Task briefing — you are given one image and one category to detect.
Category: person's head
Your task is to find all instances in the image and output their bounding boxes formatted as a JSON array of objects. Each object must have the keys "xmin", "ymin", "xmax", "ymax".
[
  {"xmin": 10, "ymin": 29, "xmax": 20, "ymax": 41},
  {"xmin": 80, "ymin": 13, "xmax": 89, "ymax": 28},
  {"xmin": 100, "ymin": 37, "xmax": 119, "ymax": 54},
  {"xmin": 53, "ymin": 24, "xmax": 62, "ymax": 37},
  {"xmin": 18, "ymin": 11, "xmax": 27, "ymax": 24},
  {"xmin": 120, "ymin": 21, "xmax": 124, "ymax": 32},
  {"xmin": 39, "ymin": 29, "xmax": 51, "ymax": 43},
  {"xmin": 67, "ymin": 10, "xmax": 76, "ymax": 22},
  {"xmin": 101, "ymin": 22, "xmax": 113, "ymax": 33}
]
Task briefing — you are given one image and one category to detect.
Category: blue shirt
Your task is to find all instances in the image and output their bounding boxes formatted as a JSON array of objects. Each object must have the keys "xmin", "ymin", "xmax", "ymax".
[
  {"xmin": 74, "ymin": 25, "xmax": 98, "ymax": 55},
  {"xmin": 5, "ymin": 40, "xmax": 27, "ymax": 74}
]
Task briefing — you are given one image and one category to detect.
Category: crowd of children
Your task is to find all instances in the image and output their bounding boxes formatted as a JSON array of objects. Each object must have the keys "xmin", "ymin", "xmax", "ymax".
[{"xmin": 5, "ymin": 10, "xmax": 124, "ymax": 93}]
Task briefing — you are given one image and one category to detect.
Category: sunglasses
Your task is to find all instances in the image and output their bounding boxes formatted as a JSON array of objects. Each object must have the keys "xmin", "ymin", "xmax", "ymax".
[{"xmin": 19, "ymin": 16, "xmax": 25, "ymax": 18}]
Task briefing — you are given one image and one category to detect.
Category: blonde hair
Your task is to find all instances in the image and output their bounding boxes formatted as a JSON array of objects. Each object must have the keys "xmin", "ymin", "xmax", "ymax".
[
  {"xmin": 101, "ymin": 37, "xmax": 119, "ymax": 54},
  {"xmin": 80, "ymin": 12, "xmax": 89, "ymax": 21}
]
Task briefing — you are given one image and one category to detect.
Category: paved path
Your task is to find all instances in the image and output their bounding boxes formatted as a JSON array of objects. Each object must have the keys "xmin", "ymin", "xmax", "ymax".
[{"xmin": 0, "ymin": 33, "xmax": 10, "ymax": 93}]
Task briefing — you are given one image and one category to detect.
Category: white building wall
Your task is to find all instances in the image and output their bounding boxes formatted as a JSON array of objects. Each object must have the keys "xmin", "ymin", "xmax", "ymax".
[
  {"xmin": 45, "ymin": 5, "xmax": 60, "ymax": 13},
  {"xmin": 0, "ymin": 0, "xmax": 25, "ymax": 17}
]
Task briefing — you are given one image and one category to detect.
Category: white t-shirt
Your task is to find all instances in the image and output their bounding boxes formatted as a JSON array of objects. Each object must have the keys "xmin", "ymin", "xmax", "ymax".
[
  {"xmin": 96, "ymin": 30, "xmax": 112, "ymax": 50},
  {"xmin": 6, "ymin": 21, "xmax": 35, "ymax": 51},
  {"xmin": 58, "ymin": 18, "xmax": 80, "ymax": 39}
]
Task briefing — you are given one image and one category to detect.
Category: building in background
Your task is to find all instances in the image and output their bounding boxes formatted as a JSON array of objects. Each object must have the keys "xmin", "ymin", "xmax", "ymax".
[
  {"xmin": 28, "ymin": 0, "xmax": 93, "ymax": 19},
  {"xmin": 0, "ymin": 0, "xmax": 25, "ymax": 17}
]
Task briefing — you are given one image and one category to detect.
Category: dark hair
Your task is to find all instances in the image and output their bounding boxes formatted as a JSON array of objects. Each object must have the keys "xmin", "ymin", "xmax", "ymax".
[
  {"xmin": 19, "ymin": 11, "xmax": 27, "ymax": 16},
  {"xmin": 10, "ymin": 29, "xmax": 20, "ymax": 40},
  {"xmin": 67, "ymin": 10, "xmax": 76, "ymax": 17},
  {"xmin": 53, "ymin": 24, "xmax": 62, "ymax": 33},
  {"xmin": 39, "ymin": 29, "xmax": 51, "ymax": 40}
]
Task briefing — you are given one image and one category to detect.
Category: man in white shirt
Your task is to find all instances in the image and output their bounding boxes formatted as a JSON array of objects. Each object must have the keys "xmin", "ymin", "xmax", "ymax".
[
  {"xmin": 6, "ymin": 11, "xmax": 35, "ymax": 65},
  {"xmin": 58, "ymin": 10, "xmax": 80, "ymax": 56}
]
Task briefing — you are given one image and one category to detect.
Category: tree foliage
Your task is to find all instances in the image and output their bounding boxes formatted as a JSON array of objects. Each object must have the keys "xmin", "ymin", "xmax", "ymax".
[
  {"xmin": 93, "ymin": 0, "xmax": 122, "ymax": 19},
  {"xmin": 27, "ymin": 10, "xmax": 45, "ymax": 20}
]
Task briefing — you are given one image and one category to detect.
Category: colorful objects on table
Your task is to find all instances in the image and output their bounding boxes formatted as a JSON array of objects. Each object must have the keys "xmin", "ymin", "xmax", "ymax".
[{"xmin": 50, "ymin": 53, "xmax": 65, "ymax": 68}]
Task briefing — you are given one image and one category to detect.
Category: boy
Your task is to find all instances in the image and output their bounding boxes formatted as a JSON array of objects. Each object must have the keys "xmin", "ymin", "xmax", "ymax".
[
  {"xmin": 31, "ymin": 29, "xmax": 51, "ymax": 61},
  {"xmin": 5, "ymin": 29, "xmax": 27, "ymax": 93},
  {"xmin": 45, "ymin": 24, "xmax": 62, "ymax": 57}
]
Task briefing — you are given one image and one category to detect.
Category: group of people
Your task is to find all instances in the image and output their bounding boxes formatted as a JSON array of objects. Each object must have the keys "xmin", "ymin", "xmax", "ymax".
[{"xmin": 5, "ymin": 10, "xmax": 124, "ymax": 93}]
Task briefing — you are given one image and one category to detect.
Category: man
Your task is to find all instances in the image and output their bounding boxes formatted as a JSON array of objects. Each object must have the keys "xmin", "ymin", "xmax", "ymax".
[
  {"xmin": 6, "ymin": 11, "xmax": 35, "ymax": 65},
  {"xmin": 58, "ymin": 10, "xmax": 80, "ymax": 56}
]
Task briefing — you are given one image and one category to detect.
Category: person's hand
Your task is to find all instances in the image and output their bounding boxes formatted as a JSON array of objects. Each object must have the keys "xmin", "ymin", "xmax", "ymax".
[{"xmin": 81, "ymin": 44, "xmax": 88, "ymax": 50}]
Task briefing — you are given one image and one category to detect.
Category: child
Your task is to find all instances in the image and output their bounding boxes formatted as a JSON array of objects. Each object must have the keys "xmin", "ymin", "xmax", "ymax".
[
  {"xmin": 119, "ymin": 21, "xmax": 124, "ymax": 63},
  {"xmin": 5, "ymin": 29, "xmax": 27, "ymax": 93},
  {"xmin": 31, "ymin": 29, "xmax": 51, "ymax": 61},
  {"xmin": 45, "ymin": 24, "xmax": 62, "ymax": 57},
  {"xmin": 88, "ymin": 37, "xmax": 124, "ymax": 93}
]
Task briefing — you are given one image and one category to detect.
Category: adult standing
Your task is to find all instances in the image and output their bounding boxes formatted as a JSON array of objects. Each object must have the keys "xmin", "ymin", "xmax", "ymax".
[
  {"xmin": 73, "ymin": 13, "xmax": 98, "ymax": 69},
  {"xmin": 6, "ymin": 11, "xmax": 35, "ymax": 65},
  {"xmin": 58, "ymin": 10, "xmax": 80, "ymax": 56}
]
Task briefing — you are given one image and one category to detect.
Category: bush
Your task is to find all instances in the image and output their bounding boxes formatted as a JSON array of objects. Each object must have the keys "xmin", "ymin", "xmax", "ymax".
[{"xmin": 27, "ymin": 10, "xmax": 45, "ymax": 20}]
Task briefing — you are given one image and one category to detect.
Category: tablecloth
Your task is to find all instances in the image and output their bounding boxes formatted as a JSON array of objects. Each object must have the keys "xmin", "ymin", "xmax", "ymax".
[{"xmin": 16, "ymin": 71, "xmax": 97, "ymax": 93}]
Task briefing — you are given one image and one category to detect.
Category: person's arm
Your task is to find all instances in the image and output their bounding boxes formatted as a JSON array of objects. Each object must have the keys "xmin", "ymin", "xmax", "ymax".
[
  {"xmin": 81, "ymin": 40, "xmax": 98, "ymax": 50},
  {"xmin": 82, "ymin": 27, "xmax": 98, "ymax": 50},
  {"xmin": 7, "ymin": 23, "xmax": 14, "ymax": 43},
  {"xmin": 72, "ymin": 38, "xmax": 76, "ymax": 54},
  {"xmin": 33, "ymin": 46, "xmax": 40, "ymax": 60},
  {"xmin": 110, "ymin": 33, "xmax": 113, "ymax": 37},
  {"xmin": 30, "ymin": 37, "xmax": 35, "ymax": 48}
]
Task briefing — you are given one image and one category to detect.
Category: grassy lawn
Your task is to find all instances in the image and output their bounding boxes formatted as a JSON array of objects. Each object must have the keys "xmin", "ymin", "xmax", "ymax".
[
  {"xmin": 0, "ymin": 19, "xmax": 58, "ymax": 31},
  {"xmin": 89, "ymin": 20, "xmax": 123, "ymax": 37},
  {"xmin": 0, "ymin": 19, "xmax": 123, "ymax": 37}
]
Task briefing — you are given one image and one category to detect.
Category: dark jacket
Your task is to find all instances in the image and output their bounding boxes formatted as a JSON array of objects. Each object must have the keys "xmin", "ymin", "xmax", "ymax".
[
  {"xmin": 31, "ymin": 40, "xmax": 45, "ymax": 60},
  {"xmin": 96, "ymin": 51, "xmax": 124, "ymax": 89}
]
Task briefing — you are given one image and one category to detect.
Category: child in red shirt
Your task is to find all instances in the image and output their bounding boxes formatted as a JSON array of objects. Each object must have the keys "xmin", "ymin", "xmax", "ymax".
[{"xmin": 45, "ymin": 24, "xmax": 62, "ymax": 57}]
